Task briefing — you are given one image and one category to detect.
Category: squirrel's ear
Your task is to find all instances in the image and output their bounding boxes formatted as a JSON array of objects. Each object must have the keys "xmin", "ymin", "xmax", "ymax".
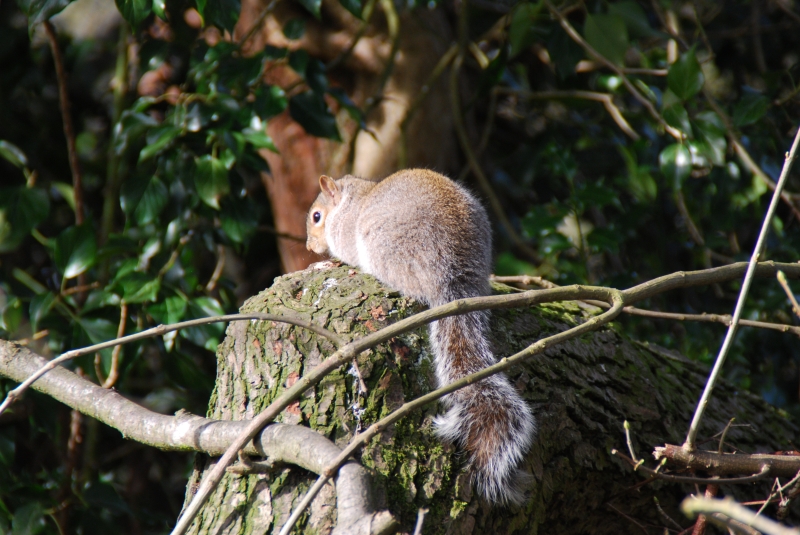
[{"xmin": 319, "ymin": 175, "xmax": 340, "ymax": 202}]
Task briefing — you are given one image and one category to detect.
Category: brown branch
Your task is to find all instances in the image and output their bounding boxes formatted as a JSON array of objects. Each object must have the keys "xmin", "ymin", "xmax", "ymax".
[
  {"xmin": 776, "ymin": 270, "xmax": 800, "ymax": 320},
  {"xmin": 44, "ymin": 22, "xmax": 84, "ymax": 226},
  {"xmin": 655, "ymin": 444, "xmax": 800, "ymax": 479},
  {"xmin": 612, "ymin": 449, "xmax": 771, "ymax": 484}
]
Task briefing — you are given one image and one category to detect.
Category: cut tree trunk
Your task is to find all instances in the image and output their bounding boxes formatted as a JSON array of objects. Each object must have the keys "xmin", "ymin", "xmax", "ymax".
[{"xmin": 182, "ymin": 264, "xmax": 799, "ymax": 534}]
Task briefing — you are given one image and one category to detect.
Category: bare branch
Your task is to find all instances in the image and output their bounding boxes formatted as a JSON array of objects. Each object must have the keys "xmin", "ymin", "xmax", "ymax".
[{"xmin": 655, "ymin": 444, "xmax": 800, "ymax": 479}]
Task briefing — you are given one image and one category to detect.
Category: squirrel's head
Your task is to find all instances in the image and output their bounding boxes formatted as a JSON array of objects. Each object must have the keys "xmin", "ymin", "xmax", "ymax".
[{"xmin": 306, "ymin": 175, "xmax": 340, "ymax": 254}]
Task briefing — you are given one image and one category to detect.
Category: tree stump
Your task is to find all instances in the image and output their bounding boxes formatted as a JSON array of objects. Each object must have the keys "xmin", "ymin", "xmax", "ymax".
[{"xmin": 183, "ymin": 264, "xmax": 799, "ymax": 534}]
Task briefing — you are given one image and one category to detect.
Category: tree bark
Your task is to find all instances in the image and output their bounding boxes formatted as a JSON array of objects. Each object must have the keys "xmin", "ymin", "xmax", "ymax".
[{"xmin": 181, "ymin": 264, "xmax": 799, "ymax": 534}]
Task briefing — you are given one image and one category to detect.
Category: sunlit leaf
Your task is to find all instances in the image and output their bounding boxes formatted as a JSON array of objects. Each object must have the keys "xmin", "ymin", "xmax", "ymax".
[
  {"xmin": 663, "ymin": 104, "xmax": 691, "ymax": 138},
  {"xmin": 659, "ymin": 144, "xmax": 692, "ymax": 190},
  {"xmin": 667, "ymin": 47, "xmax": 704, "ymax": 100},
  {"xmin": 1, "ymin": 298, "xmax": 22, "ymax": 335},
  {"xmin": 11, "ymin": 502, "xmax": 45, "ymax": 535},
  {"xmin": 0, "ymin": 140, "xmax": 28, "ymax": 168},
  {"xmin": 54, "ymin": 224, "xmax": 97, "ymax": 279},
  {"xmin": 584, "ymin": 13, "xmax": 628, "ymax": 67}
]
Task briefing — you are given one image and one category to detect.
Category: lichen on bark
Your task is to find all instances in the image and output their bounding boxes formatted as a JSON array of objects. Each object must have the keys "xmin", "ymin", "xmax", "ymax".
[{"xmin": 183, "ymin": 264, "xmax": 799, "ymax": 534}]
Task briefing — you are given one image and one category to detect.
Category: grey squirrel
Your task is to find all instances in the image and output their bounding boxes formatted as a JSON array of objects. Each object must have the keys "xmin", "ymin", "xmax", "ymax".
[{"xmin": 306, "ymin": 168, "xmax": 535, "ymax": 505}]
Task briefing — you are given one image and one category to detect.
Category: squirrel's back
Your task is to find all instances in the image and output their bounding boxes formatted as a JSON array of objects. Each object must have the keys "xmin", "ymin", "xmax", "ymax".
[{"xmin": 306, "ymin": 169, "xmax": 535, "ymax": 505}]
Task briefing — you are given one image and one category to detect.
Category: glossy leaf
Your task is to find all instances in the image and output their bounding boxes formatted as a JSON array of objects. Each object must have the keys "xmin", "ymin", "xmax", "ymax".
[
  {"xmin": 10, "ymin": 502, "xmax": 45, "ymax": 535},
  {"xmin": 54, "ymin": 224, "xmax": 97, "ymax": 279},
  {"xmin": 0, "ymin": 187, "xmax": 49, "ymax": 252},
  {"xmin": 242, "ymin": 130, "xmax": 278, "ymax": 151},
  {"xmin": 29, "ymin": 292, "xmax": 56, "ymax": 332},
  {"xmin": 289, "ymin": 92, "xmax": 341, "ymax": 140},
  {"xmin": 667, "ymin": 48, "xmax": 704, "ymax": 100},
  {"xmin": 1, "ymin": 298, "xmax": 22, "ymax": 335},
  {"xmin": 282, "ymin": 19, "xmax": 305, "ymax": 39},
  {"xmin": 0, "ymin": 140, "xmax": 28, "ymax": 168},
  {"xmin": 295, "ymin": 0, "xmax": 321, "ymax": 18},
  {"xmin": 148, "ymin": 296, "xmax": 187, "ymax": 325},
  {"xmin": 114, "ymin": 0, "xmax": 152, "ymax": 26},
  {"xmin": 584, "ymin": 13, "xmax": 628, "ymax": 67},
  {"xmin": 659, "ymin": 144, "xmax": 692, "ymax": 190},
  {"xmin": 663, "ymin": 104, "xmax": 691, "ymax": 138},
  {"xmin": 195, "ymin": 155, "xmax": 229, "ymax": 209},
  {"xmin": 116, "ymin": 272, "xmax": 161, "ymax": 303},
  {"xmin": 139, "ymin": 125, "xmax": 181, "ymax": 162},
  {"xmin": 205, "ymin": 0, "xmax": 241, "ymax": 32},
  {"xmin": 733, "ymin": 94, "xmax": 769, "ymax": 127},
  {"xmin": 338, "ymin": 0, "xmax": 361, "ymax": 18},
  {"xmin": 693, "ymin": 111, "xmax": 727, "ymax": 166},
  {"xmin": 221, "ymin": 196, "xmax": 259, "ymax": 243},
  {"xmin": 134, "ymin": 177, "xmax": 169, "ymax": 225},
  {"xmin": 15, "ymin": 0, "xmax": 71, "ymax": 33}
]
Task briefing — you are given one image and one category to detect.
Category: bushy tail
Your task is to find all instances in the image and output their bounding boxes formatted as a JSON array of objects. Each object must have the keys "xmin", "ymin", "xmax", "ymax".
[{"xmin": 429, "ymin": 312, "xmax": 536, "ymax": 505}]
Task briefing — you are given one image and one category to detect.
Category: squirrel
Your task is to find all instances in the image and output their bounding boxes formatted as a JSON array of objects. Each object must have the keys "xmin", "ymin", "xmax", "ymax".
[{"xmin": 306, "ymin": 168, "xmax": 535, "ymax": 505}]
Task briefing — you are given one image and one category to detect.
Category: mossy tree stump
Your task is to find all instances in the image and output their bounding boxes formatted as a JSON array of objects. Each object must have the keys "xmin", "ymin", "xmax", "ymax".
[{"xmin": 183, "ymin": 264, "xmax": 798, "ymax": 534}]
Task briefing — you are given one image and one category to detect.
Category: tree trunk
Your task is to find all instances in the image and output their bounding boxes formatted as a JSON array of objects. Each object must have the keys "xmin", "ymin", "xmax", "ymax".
[{"xmin": 183, "ymin": 264, "xmax": 799, "ymax": 534}]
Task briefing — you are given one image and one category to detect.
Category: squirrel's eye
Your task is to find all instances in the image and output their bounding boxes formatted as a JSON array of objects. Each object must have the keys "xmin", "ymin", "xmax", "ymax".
[{"xmin": 313, "ymin": 211, "xmax": 322, "ymax": 224}]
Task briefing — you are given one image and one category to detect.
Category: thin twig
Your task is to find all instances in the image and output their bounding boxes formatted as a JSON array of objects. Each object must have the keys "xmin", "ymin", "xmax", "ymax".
[
  {"xmin": 44, "ymin": 21, "xmax": 84, "ymax": 225},
  {"xmin": 497, "ymin": 88, "xmax": 640, "ymax": 140},
  {"xmin": 685, "ymin": 124, "xmax": 800, "ymax": 450},
  {"xmin": 204, "ymin": 244, "xmax": 226, "ymax": 293},
  {"xmin": 237, "ymin": 0, "xmax": 279, "ymax": 48},
  {"xmin": 612, "ymin": 449, "xmax": 771, "ymax": 485},
  {"xmin": 776, "ymin": 271, "xmax": 800, "ymax": 320},
  {"xmin": 0, "ymin": 313, "xmax": 344, "ymax": 416},
  {"xmin": 682, "ymin": 497, "xmax": 800, "ymax": 535},
  {"xmin": 101, "ymin": 301, "xmax": 127, "ymax": 388}
]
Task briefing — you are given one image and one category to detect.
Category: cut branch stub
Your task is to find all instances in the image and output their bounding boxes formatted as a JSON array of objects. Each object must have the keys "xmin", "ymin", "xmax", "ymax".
[{"xmin": 182, "ymin": 265, "xmax": 800, "ymax": 534}]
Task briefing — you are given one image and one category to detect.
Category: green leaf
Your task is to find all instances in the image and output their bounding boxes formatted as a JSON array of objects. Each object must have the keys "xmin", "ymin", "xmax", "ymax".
[
  {"xmin": 0, "ymin": 187, "xmax": 49, "ymax": 252},
  {"xmin": 241, "ymin": 130, "xmax": 278, "ymax": 151},
  {"xmin": 11, "ymin": 502, "xmax": 45, "ymax": 535},
  {"xmin": 1, "ymin": 298, "xmax": 22, "ymax": 335},
  {"xmin": 295, "ymin": 0, "xmax": 321, "ymax": 18},
  {"xmin": 78, "ymin": 317, "xmax": 118, "ymax": 344},
  {"xmin": 0, "ymin": 140, "xmax": 28, "ymax": 168},
  {"xmin": 195, "ymin": 155, "xmax": 229, "ymax": 209},
  {"xmin": 29, "ymin": 293, "xmax": 56, "ymax": 332},
  {"xmin": 547, "ymin": 26, "xmax": 582, "ymax": 79},
  {"xmin": 134, "ymin": 177, "xmax": 169, "ymax": 225},
  {"xmin": 733, "ymin": 93, "xmax": 770, "ymax": 127},
  {"xmin": 114, "ymin": 0, "xmax": 152, "ymax": 26},
  {"xmin": 608, "ymin": 1, "xmax": 658, "ymax": 38},
  {"xmin": 205, "ymin": 0, "xmax": 241, "ymax": 31},
  {"xmin": 51, "ymin": 182, "xmax": 76, "ymax": 210},
  {"xmin": 139, "ymin": 125, "xmax": 181, "ymax": 162},
  {"xmin": 113, "ymin": 110, "xmax": 159, "ymax": 156},
  {"xmin": 152, "ymin": 0, "xmax": 166, "ymax": 19},
  {"xmin": 147, "ymin": 296, "xmax": 187, "ymax": 325},
  {"xmin": 289, "ymin": 92, "xmax": 341, "ymax": 140},
  {"xmin": 116, "ymin": 272, "xmax": 161, "ymax": 303},
  {"xmin": 54, "ymin": 224, "xmax": 97, "ymax": 279},
  {"xmin": 183, "ymin": 297, "xmax": 225, "ymax": 350},
  {"xmin": 659, "ymin": 144, "xmax": 692, "ymax": 190},
  {"xmin": 584, "ymin": 13, "xmax": 629, "ymax": 67},
  {"xmin": 337, "ymin": 0, "xmax": 361, "ymax": 18},
  {"xmin": 220, "ymin": 196, "xmax": 259, "ymax": 243},
  {"xmin": 693, "ymin": 111, "xmax": 727, "ymax": 166},
  {"xmin": 282, "ymin": 18, "xmax": 305, "ymax": 39},
  {"xmin": 667, "ymin": 47, "xmax": 704, "ymax": 100},
  {"xmin": 15, "ymin": 0, "xmax": 72, "ymax": 34},
  {"xmin": 662, "ymin": 104, "xmax": 691, "ymax": 138},
  {"xmin": 509, "ymin": 2, "xmax": 543, "ymax": 58}
]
